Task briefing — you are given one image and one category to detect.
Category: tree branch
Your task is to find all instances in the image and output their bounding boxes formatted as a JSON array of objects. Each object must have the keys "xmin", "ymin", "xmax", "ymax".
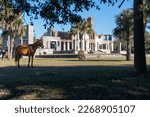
[{"xmin": 118, "ymin": 0, "xmax": 126, "ymax": 8}]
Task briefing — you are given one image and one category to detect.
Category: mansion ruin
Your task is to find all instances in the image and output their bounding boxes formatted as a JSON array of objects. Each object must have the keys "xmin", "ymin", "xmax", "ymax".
[
  {"xmin": 1, "ymin": 17, "xmax": 115, "ymax": 56},
  {"xmin": 40, "ymin": 17, "xmax": 114, "ymax": 55}
]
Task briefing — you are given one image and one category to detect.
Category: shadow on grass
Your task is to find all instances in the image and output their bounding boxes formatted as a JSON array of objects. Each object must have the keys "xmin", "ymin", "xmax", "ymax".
[
  {"xmin": 63, "ymin": 59, "xmax": 127, "ymax": 62},
  {"xmin": 0, "ymin": 65, "xmax": 150, "ymax": 100}
]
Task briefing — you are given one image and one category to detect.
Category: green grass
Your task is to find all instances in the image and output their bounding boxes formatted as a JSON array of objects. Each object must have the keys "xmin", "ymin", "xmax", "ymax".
[{"xmin": 0, "ymin": 57, "xmax": 150, "ymax": 99}]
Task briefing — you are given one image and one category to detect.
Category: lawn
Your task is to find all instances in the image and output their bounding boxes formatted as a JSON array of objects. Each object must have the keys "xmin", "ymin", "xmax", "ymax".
[{"xmin": 0, "ymin": 57, "xmax": 150, "ymax": 100}]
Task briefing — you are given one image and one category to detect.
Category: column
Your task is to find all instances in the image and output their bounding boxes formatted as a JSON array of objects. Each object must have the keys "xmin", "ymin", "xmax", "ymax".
[
  {"xmin": 94, "ymin": 44, "xmax": 96, "ymax": 51},
  {"xmin": 95, "ymin": 42, "xmax": 97, "ymax": 51},
  {"xmin": 56, "ymin": 41, "xmax": 58, "ymax": 51},
  {"xmin": 106, "ymin": 43, "xmax": 108, "ymax": 50},
  {"xmin": 74, "ymin": 39, "xmax": 78, "ymax": 54},
  {"xmin": 86, "ymin": 40, "xmax": 89, "ymax": 52},
  {"xmin": 77, "ymin": 31, "xmax": 80, "ymax": 51},
  {"xmin": 67, "ymin": 41, "xmax": 70, "ymax": 50},
  {"xmin": 85, "ymin": 40, "xmax": 86, "ymax": 51},
  {"xmin": 63, "ymin": 41, "xmax": 66, "ymax": 51},
  {"xmin": 78, "ymin": 39, "xmax": 80, "ymax": 50},
  {"xmin": 111, "ymin": 42, "xmax": 114, "ymax": 52},
  {"xmin": 97, "ymin": 42, "xmax": 99, "ymax": 51},
  {"xmin": 73, "ymin": 40, "xmax": 75, "ymax": 50},
  {"xmin": 46, "ymin": 41, "xmax": 48, "ymax": 48},
  {"xmin": 75, "ymin": 39, "xmax": 77, "ymax": 50},
  {"xmin": 119, "ymin": 42, "xmax": 122, "ymax": 53},
  {"xmin": 108, "ymin": 43, "xmax": 110, "ymax": 53},
  {"xmin": 82, "ymin": 39, "xmax": 85, "ymax": 50},
  {"xmin": 107, "ymin": 43, "xmax": 110, "ymax": 50}
]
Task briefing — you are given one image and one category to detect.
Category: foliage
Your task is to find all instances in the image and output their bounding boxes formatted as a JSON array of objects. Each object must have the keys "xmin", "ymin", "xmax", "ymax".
[
  {"xmin": 70, "ymin": 18, "xmax": 94, "ymax": 50},
  {"xmin": 71, "ymin": 19, "xmax": 94, "ymax": 37},
  {"xmin": 113, "ymin": 9, "xmax": 133, "ymax": 60},
  {"xmin": 0, "ymin": 2, "xmax": 24, "ymax": 37},
  {"xmin": 10, "ymin": 0, "xmax": 97, "ymax": 26},
  {"xmin": 113, "ymin": 9, "xmax": 134, "ymax": 50},
  {"xmin": 113, "ymin": 9, "xmax": 133, "ymax": 41},
  {"xmin": 113, "ymin": 39, "xmax": 126, "ymax": 52},
  {"xmin": 145, "ymin": 32, "xmax": 150, "ymax": 53},
  {"xmin": 0, "ymin": 0, "xmax": 129, "ymax": 26},
  {"xmin": 0, "ymin": 1, "xmax": 25, "ymax": 59}
]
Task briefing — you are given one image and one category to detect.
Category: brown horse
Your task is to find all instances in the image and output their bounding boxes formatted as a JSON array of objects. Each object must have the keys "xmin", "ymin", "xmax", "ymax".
[
  {"xmin": 15, "ymin": 40, "xmax": 44, "ymax": 68},
  {"xmin": 78, "ymin": 50, "xmax": 85, "ymax": 60}
]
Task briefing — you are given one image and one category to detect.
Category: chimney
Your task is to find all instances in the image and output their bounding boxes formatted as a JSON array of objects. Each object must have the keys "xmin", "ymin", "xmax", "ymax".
[{"xmin": 87, "ymin": 17, "xmax": 93, "ymax": 28}]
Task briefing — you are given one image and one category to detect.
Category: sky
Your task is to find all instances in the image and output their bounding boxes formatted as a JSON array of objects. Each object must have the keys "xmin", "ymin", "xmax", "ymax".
[{"xmin": 24, "ymin": 1, "xmax": 133, "ymax": 39}]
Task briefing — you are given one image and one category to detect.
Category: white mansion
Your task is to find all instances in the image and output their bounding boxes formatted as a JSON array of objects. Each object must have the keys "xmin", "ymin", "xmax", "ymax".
[
  {"xmin": 1, "ymin": 17, "xmax": 114, "ymax": 55},
  {"xmin": 41, "ymin": 17, "xmax": 114, "ymax": 54}
]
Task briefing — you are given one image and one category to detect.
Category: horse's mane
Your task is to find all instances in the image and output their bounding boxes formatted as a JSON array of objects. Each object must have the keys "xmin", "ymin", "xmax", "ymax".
[{"xmin": 26, "ymin": 40, "xmax": 42, "ymax": 47}]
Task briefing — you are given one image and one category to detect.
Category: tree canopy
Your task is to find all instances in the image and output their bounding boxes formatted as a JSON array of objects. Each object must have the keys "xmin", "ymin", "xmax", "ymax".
[
  {"xmin": 0, "ymin": 0, "xmax": 129, "ymax": 26},
  {"xmin": 113, "ymin": 9, "xmax": 133, "ymax": 61}
]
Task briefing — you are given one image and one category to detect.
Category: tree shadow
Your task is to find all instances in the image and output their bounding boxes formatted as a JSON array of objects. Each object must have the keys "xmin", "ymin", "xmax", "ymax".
[
  {"xmin": 64, "ymin": 59, "xmax": 127, "ymax": 62},
  {"xmin": 0, "ymin": 65, "xmax": 150, "ymax": 100}
]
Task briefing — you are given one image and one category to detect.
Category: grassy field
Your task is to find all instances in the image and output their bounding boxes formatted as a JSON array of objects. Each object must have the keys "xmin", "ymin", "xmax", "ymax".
[{"xmin": 0, "ymin": 57, "xmax": 150, "ymax": 100}]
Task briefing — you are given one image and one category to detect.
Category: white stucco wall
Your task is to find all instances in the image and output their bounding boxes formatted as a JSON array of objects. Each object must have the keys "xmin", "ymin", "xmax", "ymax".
[
  {"xmin": 42, "ymin": 36, "xmax": 61, "ymax": 51},
  {"xmin": 27, "ymin": 25, "xmax": 34, "ymax": 44}
]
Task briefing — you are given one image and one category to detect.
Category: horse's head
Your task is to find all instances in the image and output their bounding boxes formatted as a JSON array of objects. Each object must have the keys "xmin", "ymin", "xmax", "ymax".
[{"xmin": 36, "ymin": 40, "xmax": 44, "ymax": 48}]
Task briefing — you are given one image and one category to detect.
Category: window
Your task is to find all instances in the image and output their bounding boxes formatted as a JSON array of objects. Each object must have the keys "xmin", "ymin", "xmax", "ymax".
[
  {"xmin": 104, "ymin": 35, "xmax": 107, "ymax": 40},
  {"xmin": 61, "ymin": 42, "xmax": 64, "ymax": 51},
  {"xmin": 51, "ymin": 41, "xmax": 56, "ymax": 48},
  {"xmin": 69, "ymin": 42, "xmax": 72, "ymax": 50},
  {"xmin": 103, "ymin": 44, "xmax": 106, "ymax": 49},
  {"xmin": 109, "ymin": 35, "xmax": 112, "ymax": 41}
]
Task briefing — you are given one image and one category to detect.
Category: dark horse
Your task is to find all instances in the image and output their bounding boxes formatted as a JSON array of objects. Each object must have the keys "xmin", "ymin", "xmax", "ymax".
[
  {"xmin": 2, "ymin": 49, "xmax": 8, "ymax": 60},
  {"xmin": 15, "ymin": 40, "xmax": 44, "ymax": 68}
]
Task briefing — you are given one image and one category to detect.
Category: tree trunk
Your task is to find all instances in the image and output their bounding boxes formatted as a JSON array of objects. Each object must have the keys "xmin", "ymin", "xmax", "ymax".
[
  {"xmin": 21, "ymin": 37, "xmax": 23, "ymax": 45},
  {"xmin": 134, "ymin": 0, "xmax": 147, "ymax": 74},
  {"xmin": 7, "ymin": 35, "xmax": 12, "ymax": 60},
  {"xmin": 126, "ymin": 37, "xmax": 131, "ymax": 61}
]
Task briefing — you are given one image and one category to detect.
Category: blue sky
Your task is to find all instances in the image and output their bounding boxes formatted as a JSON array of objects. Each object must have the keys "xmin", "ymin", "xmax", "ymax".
[{"xmin": 24, "ymin": 1, "xmax": 133, "ymax": 39}]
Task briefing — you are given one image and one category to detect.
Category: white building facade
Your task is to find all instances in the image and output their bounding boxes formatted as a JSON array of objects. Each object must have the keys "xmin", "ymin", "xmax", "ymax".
[
  {"xmin": 2, "ymin": 25, "xmax": 34, "ymax": 50},
  {"xmin": 40, "ymin": 17, "xmax": 114, "ymax": 54},
  {"xmin": 41, "ymin": 28, "xmax": 73, "ymax": 53},
  {"xmin": 71, "ymin": 17, "xmax": 114, "ymax": 54}
]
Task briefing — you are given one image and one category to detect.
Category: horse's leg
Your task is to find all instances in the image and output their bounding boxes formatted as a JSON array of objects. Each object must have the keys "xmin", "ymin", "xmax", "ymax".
[
  {"xmin": 2, "ymin": 54, "xmax": 3, "ymax": 60},
  {"xmin": 15, "ymin": 52, "xmax": 20, "ymax": 68},
  {"xmin": 18, "ymin": 55, "xmax": 21, "ymax": 67},
  {"xmin": 16, "ymin": 56, "xmax": 18, "ymax": 67},
  {"xmin": 28, "ymin": 56, "xmax": 31, "ymax": 68},
  {"xmin": 18, "ymin": 58, "xmax": 20, "ymax": 68},
  {"xmin": 31, "ymin": 55, "xmax": 34, "ymax": 68},
  {"xmin": 2, "ymin": 52, "xmax": 5, "ymax": 60},
  {"xmin": 15, "ymin": 51, "xmax": 18, "ymax": 66}
]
